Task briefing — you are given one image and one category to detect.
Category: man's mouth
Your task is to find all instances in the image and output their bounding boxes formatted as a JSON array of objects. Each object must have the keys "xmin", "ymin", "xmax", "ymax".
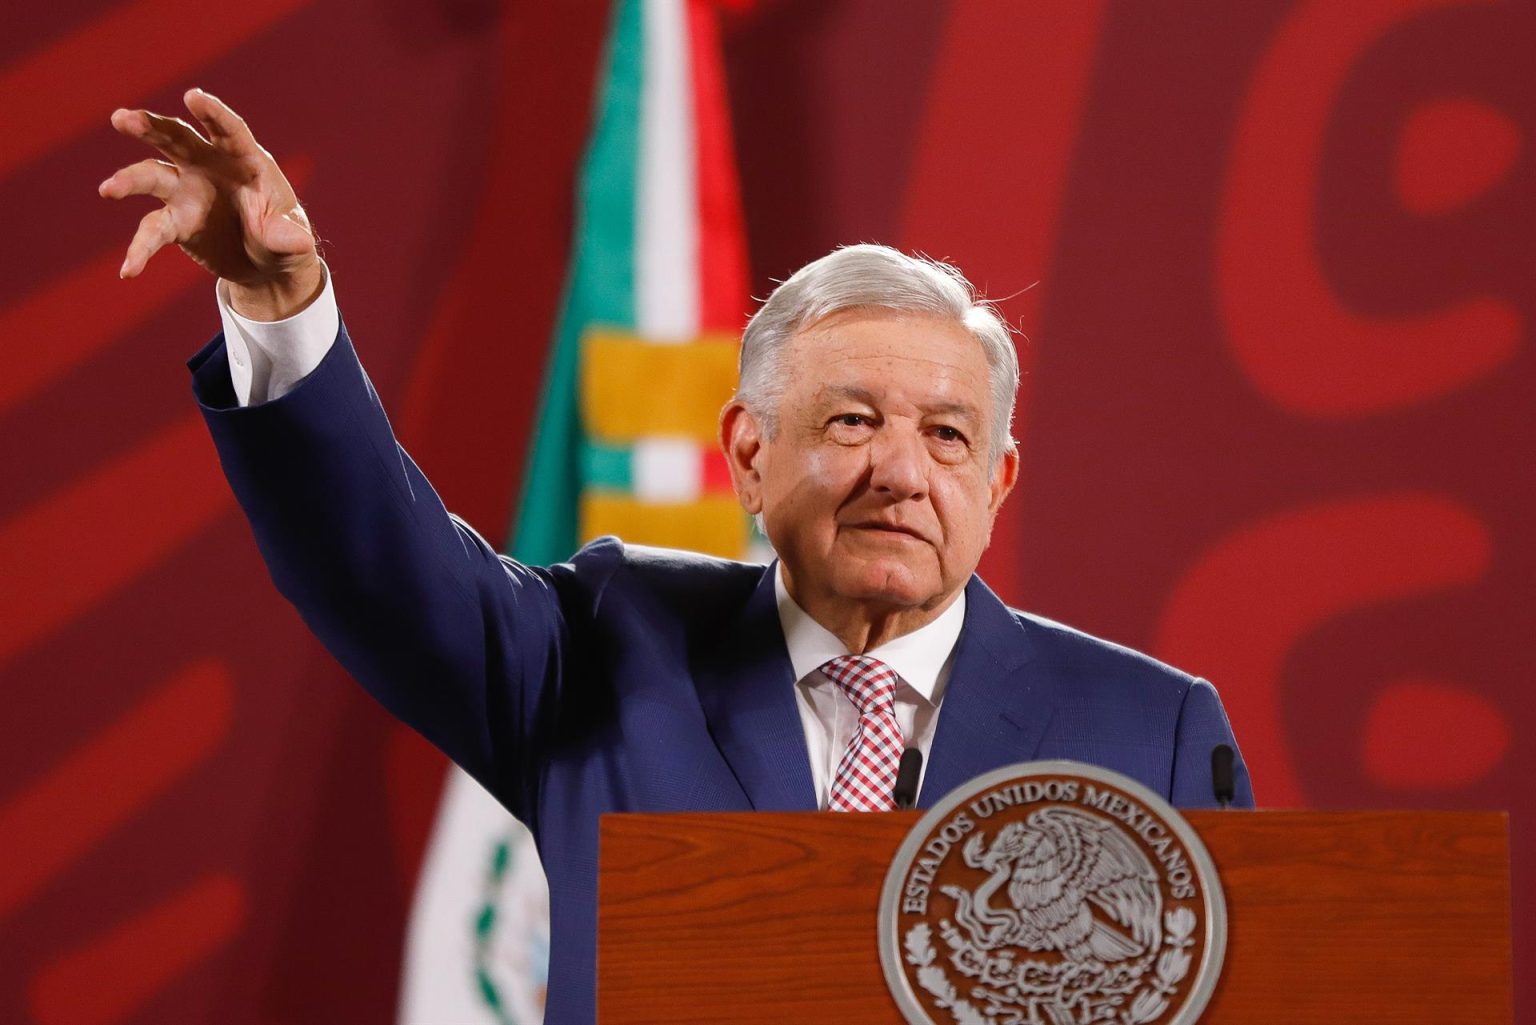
[{"xmin": 849, "ymin": 521, "xmax": 927, "ymax": 542}]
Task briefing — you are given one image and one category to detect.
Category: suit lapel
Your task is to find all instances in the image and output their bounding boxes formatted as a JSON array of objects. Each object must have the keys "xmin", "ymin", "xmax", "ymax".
[
  {"xmin": 919, "ymin": 575, "xmax": 1052, "ymax": 808},
  {"xmin": 694, "ymin": 563, "xmax": 818, "ymax": 811}
]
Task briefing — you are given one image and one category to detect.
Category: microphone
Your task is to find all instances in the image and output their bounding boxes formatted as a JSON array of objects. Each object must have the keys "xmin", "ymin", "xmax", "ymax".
[
  {"xmin": 893, "ymin": 748, "xmax": 923, "ymax": 810},
  {"xmin": 1211, "ymin": 744, "xmax": 1235, "ymax": 809}
]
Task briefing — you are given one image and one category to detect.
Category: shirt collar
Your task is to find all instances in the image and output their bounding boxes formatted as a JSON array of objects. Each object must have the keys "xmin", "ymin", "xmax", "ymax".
[{"xmin": 773, "ymin": 562, "xmax": 966, "ymax": 703}]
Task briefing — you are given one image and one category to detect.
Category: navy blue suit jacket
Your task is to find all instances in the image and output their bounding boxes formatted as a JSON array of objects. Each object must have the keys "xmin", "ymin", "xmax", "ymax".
[{"xmin": 190, "ymin": 324, "xmax": 1253, "ymax": 1024}]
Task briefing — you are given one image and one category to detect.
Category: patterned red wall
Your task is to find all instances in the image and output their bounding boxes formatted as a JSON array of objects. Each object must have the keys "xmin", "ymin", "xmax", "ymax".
[{"xmin": 1, "ymin": 1, "xmax": 1528, "ymax": 1022}]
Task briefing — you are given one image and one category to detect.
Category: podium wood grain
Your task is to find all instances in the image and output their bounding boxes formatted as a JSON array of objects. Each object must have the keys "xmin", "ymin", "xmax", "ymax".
[{"xmin": 598, "ymin": 810, "xmax": 1510, "ymax": 1024}]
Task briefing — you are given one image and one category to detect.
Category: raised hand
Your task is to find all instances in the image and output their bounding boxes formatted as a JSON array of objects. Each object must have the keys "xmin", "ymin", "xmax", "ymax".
[{"xmin": 100, "ymin": 88, "xmax": 323, "ymax": 321}]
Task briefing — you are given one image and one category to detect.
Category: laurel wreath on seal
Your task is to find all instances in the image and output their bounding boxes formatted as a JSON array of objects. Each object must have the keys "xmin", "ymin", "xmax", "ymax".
[
  {"xmin": 904, "ymin": 907, "xmax": 1197, "ymax": 1025},
  {"xmin": 904, "ymin": 923, "xmax": 990, "ymax": 1025}
]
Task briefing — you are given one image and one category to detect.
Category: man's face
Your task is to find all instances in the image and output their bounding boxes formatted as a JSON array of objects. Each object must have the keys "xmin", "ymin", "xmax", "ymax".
[{"xmin": 725, "ymin": 309, "xmax": 1018, "ymax": 617}]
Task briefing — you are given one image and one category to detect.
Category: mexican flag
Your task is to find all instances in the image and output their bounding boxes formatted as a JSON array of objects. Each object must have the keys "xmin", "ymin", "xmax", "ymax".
[{"xmin": 397, "ymin": 0, "xmax": 752, "ymax": 1020}]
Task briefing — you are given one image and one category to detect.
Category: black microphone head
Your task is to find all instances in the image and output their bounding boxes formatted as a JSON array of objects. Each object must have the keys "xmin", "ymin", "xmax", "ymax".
[
  {"xmin": 893, "ymin": 748, "xmax": 924, "ymax": 809},
  {"xmin": 1211, "ymin": 744, "xmax": 1236, "ymax": 808}
]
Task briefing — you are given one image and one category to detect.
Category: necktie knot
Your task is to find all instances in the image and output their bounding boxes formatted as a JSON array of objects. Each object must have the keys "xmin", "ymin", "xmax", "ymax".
[{"xmin": 820, "ymin": 654, "xmax": 898, "ymax": 717}]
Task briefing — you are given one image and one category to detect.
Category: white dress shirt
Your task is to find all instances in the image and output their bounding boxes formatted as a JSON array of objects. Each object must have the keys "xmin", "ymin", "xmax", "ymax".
[{"xmin": 217, "ymin": 275, "xmax": 967, "ymax": 807}]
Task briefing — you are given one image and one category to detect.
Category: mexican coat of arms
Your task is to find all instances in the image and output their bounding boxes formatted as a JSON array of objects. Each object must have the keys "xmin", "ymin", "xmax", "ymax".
[{"xmin": 879, "ymin": 761, "xmax": 1226, "ymax": 1025}]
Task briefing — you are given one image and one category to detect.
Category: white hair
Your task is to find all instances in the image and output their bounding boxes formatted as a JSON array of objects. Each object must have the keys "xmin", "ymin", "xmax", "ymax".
[{"xmin": 735, "ymin": 244, "xmax": 1019, "ymax": 465}]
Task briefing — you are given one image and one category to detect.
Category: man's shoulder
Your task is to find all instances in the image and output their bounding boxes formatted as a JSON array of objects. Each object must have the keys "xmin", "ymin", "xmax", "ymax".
[
  {"xmin": 561, "ymin": 535, "xmax": 767, "ymax": 619},
  {"xmin": 1000, "ymin": 602, "xmax": 1201, "ymax": 699},
  {"xmin": 610, "ymin": 537, "xmax": 765, "ymax": 587}
]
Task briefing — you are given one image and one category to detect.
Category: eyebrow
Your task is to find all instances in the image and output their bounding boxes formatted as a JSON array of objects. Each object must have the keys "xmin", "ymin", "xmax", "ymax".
[{"xmin": 820, "ymin": 385, "xmax": 982, "ymax": 424}]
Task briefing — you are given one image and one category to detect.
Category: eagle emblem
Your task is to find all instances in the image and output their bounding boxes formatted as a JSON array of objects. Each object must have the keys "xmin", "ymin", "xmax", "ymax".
[
  {"xmin": 946, "ymin": 806, "xmax": 1162, "ymax": 965},
  {"xmin": 880, "ymin": 762, "xmax": 1226, "ymax": 1025}
]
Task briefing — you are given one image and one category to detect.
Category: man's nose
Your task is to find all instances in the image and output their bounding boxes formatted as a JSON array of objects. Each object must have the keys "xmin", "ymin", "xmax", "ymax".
[{"xmin": 868, "ymin": 428, "xmax": 928, "ymax": 501}]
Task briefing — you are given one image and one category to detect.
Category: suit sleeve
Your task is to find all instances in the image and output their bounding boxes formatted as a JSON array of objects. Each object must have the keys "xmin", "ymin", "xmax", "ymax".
[
  {"xmin": 188, "ymin": 322, "xmax": 606, "ymax": 821},
  {"xmin": 1169, "ymin": 678, "xmax": 1255, "ymax": 809}
]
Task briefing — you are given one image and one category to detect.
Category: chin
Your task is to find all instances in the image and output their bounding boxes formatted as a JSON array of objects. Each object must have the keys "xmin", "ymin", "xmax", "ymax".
[{"xmin": 835, "ymin": 559, "xmax": 936, "ymax": 608}]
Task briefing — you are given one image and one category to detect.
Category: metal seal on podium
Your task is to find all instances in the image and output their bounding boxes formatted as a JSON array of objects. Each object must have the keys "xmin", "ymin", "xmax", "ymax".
[{"xmin": 879, "ymin": 761, "xmax": 1227, "ymax": 1025}]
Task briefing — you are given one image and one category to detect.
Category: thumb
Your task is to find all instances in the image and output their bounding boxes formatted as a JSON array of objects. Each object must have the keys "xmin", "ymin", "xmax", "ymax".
[{"xmin": 265, "ymin": 208, "xmax": 315, "ymax": 256}]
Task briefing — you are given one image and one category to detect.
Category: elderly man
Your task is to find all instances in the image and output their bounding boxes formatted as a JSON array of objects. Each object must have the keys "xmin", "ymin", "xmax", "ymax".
[{"xmin": 102, "ymin": 92, "xmax": 1252, "ymax": 1023}]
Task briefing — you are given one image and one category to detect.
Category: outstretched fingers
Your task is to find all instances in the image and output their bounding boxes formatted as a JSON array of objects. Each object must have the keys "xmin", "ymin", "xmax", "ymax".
[
  {"xmin": 103, "ymin": 90, "xmax": 311, "ymax": 289},
  {"xmin": 110, "ymin": 107, "xmax": 210, "ymax": 163},
  {"xmin": 99, "ymin": 158, "xmax": 179, "ymax": 201},
  {"xmin": 120, "ymin": 207, "xmax": 178, "ymax": 278},
  {"xmin": 184, "ymin": 88, "xmax": 259, "ymax": 156}
]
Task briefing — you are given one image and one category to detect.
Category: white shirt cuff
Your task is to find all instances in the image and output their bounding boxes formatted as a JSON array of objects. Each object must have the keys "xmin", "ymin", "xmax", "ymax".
[{"xmin": 216, "ymin": 262, "xmax": 339, "ymax": 406}]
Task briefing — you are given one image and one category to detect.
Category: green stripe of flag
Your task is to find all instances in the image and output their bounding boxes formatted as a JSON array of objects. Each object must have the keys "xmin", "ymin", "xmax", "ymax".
[
  {"xmin": 508, "ymin": 0, "xmax": 642, "ymax": 564},
  {"xmin": 580, "ymin": 441, "xmax": 633, "ymax": 492}
]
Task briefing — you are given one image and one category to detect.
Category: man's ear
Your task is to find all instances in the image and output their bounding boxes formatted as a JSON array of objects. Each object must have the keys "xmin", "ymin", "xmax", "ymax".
[
  {"xmin": 720, "ymin": 401, "xmax": 765, "ymax": 514},
  {"xmin": 987, "ymin": 442, "xmax": 1020, "ymax": 515}
]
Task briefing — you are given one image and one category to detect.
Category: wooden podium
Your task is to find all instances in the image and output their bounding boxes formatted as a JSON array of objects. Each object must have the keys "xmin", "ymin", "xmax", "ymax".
[{"xmin": 599, "ymin": 810, "xmax": 1511, "ymax": 1024}]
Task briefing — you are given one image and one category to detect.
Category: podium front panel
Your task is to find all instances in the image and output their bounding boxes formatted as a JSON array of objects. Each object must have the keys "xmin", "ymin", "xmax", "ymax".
[{"xmin": 598, "ymin": 810, "xmax": 1510, "ymax": 1024}]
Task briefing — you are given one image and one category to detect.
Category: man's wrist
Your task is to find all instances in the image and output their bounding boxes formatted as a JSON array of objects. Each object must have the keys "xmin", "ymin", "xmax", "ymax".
[{"xmin": 226, "ymin": 261, "xmax": 325, "ymax": 322}]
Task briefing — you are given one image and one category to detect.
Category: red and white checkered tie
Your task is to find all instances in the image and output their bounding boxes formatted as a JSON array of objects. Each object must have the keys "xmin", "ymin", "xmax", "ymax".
[{"xmin": 822, "ymin": 655, "xmax": 904, "ymax": 812}]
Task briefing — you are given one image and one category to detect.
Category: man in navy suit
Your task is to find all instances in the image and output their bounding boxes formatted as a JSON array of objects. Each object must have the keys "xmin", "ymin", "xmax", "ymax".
[{"xmin": 103, "ymin": 91, "xmax": 1252, "ymax": 1024}]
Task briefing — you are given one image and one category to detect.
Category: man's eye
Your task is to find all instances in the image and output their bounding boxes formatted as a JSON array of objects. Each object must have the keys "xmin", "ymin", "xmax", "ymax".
[
  {"xmin": 932, "ymin": 426, "xmax": 967, "ymax": 444},
  {"xmin": 833, "ymin": 414, "xmax": 869, "ymax": 427}
]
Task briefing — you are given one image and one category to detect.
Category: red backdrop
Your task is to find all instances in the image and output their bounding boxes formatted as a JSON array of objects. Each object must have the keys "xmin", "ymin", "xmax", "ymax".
[{"xmin": 2, "ymin": 1, "xmax": 1529, "ymax": 1022}]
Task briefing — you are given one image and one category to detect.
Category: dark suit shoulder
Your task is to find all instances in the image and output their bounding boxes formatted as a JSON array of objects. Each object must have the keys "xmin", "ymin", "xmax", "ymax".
[
  {"xmin": 607, "ymin": 538, "xmax": 764, "ymax": 613},
  {"xmin": 537, "ymin": 535, "xmax": 765, "ymax": 626},
  {"xmin": 1010, "ymin": 607, "xmax": 1199, "ymax": 701}
]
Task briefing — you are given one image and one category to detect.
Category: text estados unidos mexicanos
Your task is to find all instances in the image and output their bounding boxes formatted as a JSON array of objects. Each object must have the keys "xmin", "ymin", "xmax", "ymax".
[{"xmin": 900, "ymin": 780, "xmax": 1198, "ymax": 915}]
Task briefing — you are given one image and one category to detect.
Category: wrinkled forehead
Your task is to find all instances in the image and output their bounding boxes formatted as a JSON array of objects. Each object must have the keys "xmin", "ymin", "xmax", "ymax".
[{"xmin": 783, "ymin": 308, "xmax": 992, "ymax": 405}]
